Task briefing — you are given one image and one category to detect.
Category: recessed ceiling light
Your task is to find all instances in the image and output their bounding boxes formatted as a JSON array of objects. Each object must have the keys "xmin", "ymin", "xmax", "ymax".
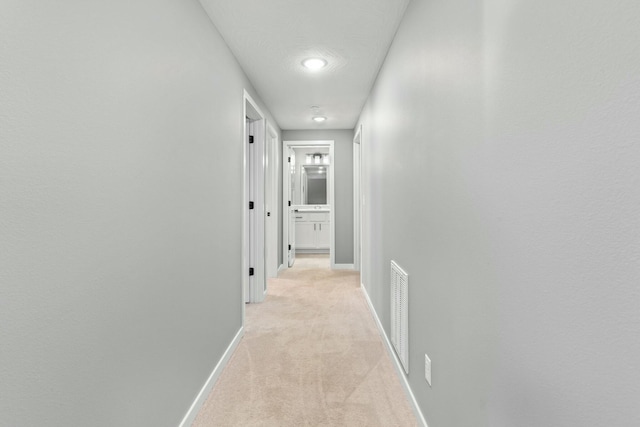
[
  {"xmin": 312, "ymin": 116, "xmax": 327, "ymax": 123},
  {"xmin": 302, "ymin": 58, "xmax": 327, "ymax": 70}
]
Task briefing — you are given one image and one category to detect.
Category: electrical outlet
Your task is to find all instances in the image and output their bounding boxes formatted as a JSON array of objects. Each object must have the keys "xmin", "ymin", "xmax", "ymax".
[{"xmin": 425, "ymin": 354, "xmax": 432, "ymax": 386}]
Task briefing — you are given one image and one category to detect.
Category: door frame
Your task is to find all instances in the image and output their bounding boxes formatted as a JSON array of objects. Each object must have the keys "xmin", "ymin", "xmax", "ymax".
[
  {"xmin": 353, "ymin": 125, "xmax": 362, "ymax": 272},
  {"xmin": 243, "ymin": 90, "xmax": 267, "ymax": 311},
  {"xmin": 282, "ymin": 140, "xmax": 336, "ymax": 270},
  {"xmin": 265, "ymin": 123, "xmax": 279, "ymax": 279}
]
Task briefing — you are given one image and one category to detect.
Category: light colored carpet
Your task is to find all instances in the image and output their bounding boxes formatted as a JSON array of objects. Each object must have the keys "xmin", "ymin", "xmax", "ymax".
[
  {"xmin": 192, "ymin": 258, "xmax": 417, "ymax": 427},
  {"xmin": 291, "ymin": 253, "xmax": 331, "ymax": 269}
]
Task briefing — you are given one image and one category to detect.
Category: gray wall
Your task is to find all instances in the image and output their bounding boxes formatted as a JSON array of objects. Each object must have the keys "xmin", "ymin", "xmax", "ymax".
[
  {"xmin": 282, "ymin": 130, "xmax": 354, "ymax": 265},
  {"xmin": 0, "ymin": 1, "xmax": 278, "ymax": 426},
  {"xmin": 357, "ymin": 0, "xmax": 640, "ymax": 426}
]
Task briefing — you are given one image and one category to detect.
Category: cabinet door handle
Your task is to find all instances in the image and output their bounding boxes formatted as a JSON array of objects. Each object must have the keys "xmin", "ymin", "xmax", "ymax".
[
  {"xmin": 295, "ymin": 216, "xmax": 303, "ymax": 219},
  {"xmin": 314, "ymin": 224, "xmax": 316, "ymax": 231}
]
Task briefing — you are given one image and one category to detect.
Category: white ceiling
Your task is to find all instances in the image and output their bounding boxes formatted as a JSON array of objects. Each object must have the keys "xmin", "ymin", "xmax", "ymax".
[{"xmin": 198, "ymin": 0, "xmax": 411, "ymax": 130}]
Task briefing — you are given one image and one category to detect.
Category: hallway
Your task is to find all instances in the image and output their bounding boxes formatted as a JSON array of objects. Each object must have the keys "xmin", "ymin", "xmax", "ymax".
[
  {"xmin": 3, "ymin": 1, "xmax": 640, "ymax": 425},
  {"xmin": 192, "ymin": 257, "xmax": 417, "ymax": 426}
]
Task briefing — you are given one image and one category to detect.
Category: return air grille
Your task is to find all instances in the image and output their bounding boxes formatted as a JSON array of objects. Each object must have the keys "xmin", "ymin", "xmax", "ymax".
[{"xmin": 390, "ymin": 260, "xmax": 409, "ymax": 374}]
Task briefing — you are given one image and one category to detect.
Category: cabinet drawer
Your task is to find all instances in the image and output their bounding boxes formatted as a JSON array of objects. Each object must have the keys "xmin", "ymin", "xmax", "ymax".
[
  {"xmin": 294, "ymin": 212, "xmax": 310, "ymax": 222},
  {"xmin": 294, "ymin": 211, "xmax": 329, "ymax": 222},
  {"xmin": 307, "ymin": 212, "xmax": 329, "ymax": 222}
]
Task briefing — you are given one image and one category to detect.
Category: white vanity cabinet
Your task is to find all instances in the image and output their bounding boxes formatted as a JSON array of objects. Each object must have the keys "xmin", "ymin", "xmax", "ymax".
[
  {"xmin": 315, "ymin": 219, "xmax": 330, "ymax": 248},
  {"xmin": 294, "ymin": 210, "xmax": 330, "ymax": 251}
]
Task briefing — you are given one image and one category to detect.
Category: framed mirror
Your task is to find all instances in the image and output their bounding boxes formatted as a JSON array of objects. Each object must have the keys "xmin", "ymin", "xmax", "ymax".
[{"xmin": 302, "ymin": 165, "xmax": 328, "ymax": 205}]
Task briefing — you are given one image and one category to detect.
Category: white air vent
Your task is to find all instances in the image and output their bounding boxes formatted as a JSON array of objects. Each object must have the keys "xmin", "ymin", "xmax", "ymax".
[{"xmin": 390, "ymin": 260, "xmax": 409, "ymax": 374}]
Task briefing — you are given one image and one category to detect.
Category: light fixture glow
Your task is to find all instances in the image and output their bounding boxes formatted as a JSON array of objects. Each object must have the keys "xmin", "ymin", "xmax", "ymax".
[
  {"xmin": 302, "ymin": 58, "xmax": 327, "ymax": 70},
  {"xmin": 312, "ymin": 116, "xmax": 327, "ymax": 123}
]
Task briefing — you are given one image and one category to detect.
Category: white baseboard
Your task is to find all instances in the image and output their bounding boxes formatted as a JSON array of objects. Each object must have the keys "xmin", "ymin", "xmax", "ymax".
[
  {"xmin": 277, "ymin": 263, "xmax": 285, "ymax": 273},
  {"xmin": 178, "ymin": 326, "xmax": 244, "ymax": 427},
  {"xmin": 295, "ymin": 248, "xmax": 330, "ymax": 254},
  {"xmin": 332, "ymin": 263, "xmax": 354, "ymax": 270},
  {"xmin": 361, "ymin": 286, "xmax": 428, "ymax": 427}
]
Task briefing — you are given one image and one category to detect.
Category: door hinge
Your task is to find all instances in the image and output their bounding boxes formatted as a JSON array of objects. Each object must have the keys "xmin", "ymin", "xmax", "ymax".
[
  {"xmin": 249, "ymin": 135, "xmax": 254, "ymax": 144},
  {"xmin": 288, "ymin": 156, "xmax": 291, "ymax": 163},
  {"xmin": 249, "ymin": 268, "xmax": 254, "ymax": 276},
  {"xmin": 288, "ymin": 201, "xmax": 291, "ymax": 207},
  {"xmin": 288, "ymin": 244, "xmax": 291, "ymax": 250},
  {"xmin": 267, "ymin": 212, "xmax": 271, "ymax": 217},
  {"xmin": 249, "ymin": 201, "xmax": 254, "ymax": 209}
]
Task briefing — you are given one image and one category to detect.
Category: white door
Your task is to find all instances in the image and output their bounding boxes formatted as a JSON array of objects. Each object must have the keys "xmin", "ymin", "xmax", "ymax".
[
  {"xmin": 265, "ymin": 127, "xmax": 278, "ymax": 278},
  {"xmin": 288, "ymin": 147, "xmax": 296, "ymax": 266},
  {"xmin": 246, "ymin": 119, "xmax": 254, "ymax": 302}
]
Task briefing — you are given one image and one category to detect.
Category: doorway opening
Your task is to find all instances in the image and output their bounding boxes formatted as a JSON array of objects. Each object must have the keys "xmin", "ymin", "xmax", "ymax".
[{"xmin": 282, "ymin": 140, "xmax": 336, "ymax": 270}]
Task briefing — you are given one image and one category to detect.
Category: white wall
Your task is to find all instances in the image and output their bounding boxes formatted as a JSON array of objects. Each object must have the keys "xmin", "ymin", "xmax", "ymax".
[
  {"xmin": 357, "ymin": 0, "xmax": 640, "ymax": 426},
  {"xmin": 282, "ymin": 130, "xmax": 354, "ymax": 265},
  {"xmin": 0, "ymin": 1, "xmax": 278, "ymax": 426}
]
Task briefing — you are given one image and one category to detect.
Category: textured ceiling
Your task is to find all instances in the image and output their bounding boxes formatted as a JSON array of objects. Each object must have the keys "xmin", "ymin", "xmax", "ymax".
[{"xmin": 198, "ymin": 0, "xmax": 411, "ymax": 130}]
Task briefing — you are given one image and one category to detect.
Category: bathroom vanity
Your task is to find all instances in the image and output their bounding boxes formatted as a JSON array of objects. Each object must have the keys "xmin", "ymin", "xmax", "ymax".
[{"xmin": 294, "ymin": 206, "xmax": 330, "ymax": 252}]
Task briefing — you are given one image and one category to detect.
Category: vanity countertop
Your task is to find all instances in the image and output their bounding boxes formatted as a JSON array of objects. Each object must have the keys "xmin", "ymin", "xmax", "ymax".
[{"xmin": 294, "ymin": 206, "xmax": 330, "ymax": 213}]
